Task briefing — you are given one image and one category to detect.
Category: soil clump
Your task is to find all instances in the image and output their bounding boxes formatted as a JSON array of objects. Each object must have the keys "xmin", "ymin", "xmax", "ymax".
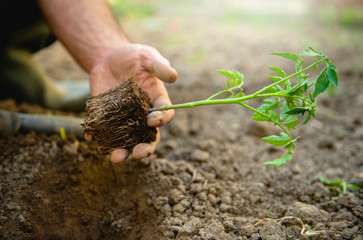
[{"xmin": 83, "ymin": 79, "xmax": 157, "ymax": 153}]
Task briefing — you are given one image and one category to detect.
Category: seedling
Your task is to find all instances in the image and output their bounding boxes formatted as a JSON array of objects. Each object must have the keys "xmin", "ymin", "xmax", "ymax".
[
  {"xmin": 150, "ymin": 47, "xmax": 339, "ymax": 168},
  {"xmin": 319, "ymin": 174, "xmax": 359, "ymax": 200}
]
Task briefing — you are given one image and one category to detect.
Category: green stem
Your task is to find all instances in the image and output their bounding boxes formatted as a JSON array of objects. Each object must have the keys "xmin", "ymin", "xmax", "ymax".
[
  {"xmin": 149, "ymin": 60, "xmax": 324, "ymax": 113},
  {"xmin": 253, "ymin": 59, "xmax": 324, "ymax": 96},
  {"xmin": 239, "ymin": 102, "xmax": 292, "ymax": 140},
  {"xmin": 149, "ymin": 93, "xmax": 300, "ymax": 112}
]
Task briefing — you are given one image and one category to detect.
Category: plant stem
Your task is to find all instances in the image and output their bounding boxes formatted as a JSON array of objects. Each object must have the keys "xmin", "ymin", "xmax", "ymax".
[
  {"xmin": 239, "ymin": 102, "xmax": 292, "ymax": 140},
  {"xmin": 252, "ymin": 59, "xmax": 324, "ymax": 96},
  {"xmin": 149, "ymin": 60, "xmax": 324, "ymax": 113}
]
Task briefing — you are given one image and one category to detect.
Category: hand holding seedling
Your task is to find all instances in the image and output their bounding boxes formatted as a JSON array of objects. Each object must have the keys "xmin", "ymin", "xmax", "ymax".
[
  {"xmin": 150, "ymin": 47, "xmax": 338, "ymax": 167},
  {"xmin": 87, "ymin": 43, "xmax": 178, "ymax": 163},
  {"xmin": 84, "ymin": 47, "xmax": 338, "ymax": 168}
]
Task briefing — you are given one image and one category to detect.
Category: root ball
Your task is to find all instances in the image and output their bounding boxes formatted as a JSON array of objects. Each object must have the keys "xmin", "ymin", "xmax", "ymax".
[{"xmin": 83, "ymin": 79, "xmax": 157, "ymax": 153}]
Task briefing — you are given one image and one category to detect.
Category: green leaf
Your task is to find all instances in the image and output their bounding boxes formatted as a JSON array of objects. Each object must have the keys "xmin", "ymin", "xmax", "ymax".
[
  {"xmin": 234, "ymin": 90, "xmax": 245, "ymax": 98},
  {"xmin": 252, "ymin": 113, "xmax": 270, "ymax": 122},
  {"xmin": 257, "ymin": 98, "xmax": 280, "ymax": 112},
  {"xmin": 234, "ymin": 71, "xmax": 244, "ymax": 83},
  {"xmin": 264, "ymin": 152, "xmax": 292, "ymax": 168},
  {"xmin": 218, "ymin": 70, "xmax": 244, "ymax": 86},
  {"xmin": 313, "ymin": 58, "xmax": 319, "ymax": 70},
  {"xmin": 313, "ymin": 67, "xmax": 329, "ymax": 99},
  {"xmin": 268, "ymin": 66, "xmax": 286, "ymax": 78},
  {"xmin": 288, "ymin": 80, "xmax": 308, "ymax": 95},
  {"xmin": 268, "ymin": 76, "xmax": 282, "ymax": 82},
  {"xmin": 270, "ymin": 52, "xmax": 299, "ymax": 62},
  {"xmin": 225, "ymin": 79, "xmax": 230, "ymax": 90},
  {"xmin": 327, "ymin": 65, "xmax": 338, "ymax": 86},
  {"xmin": 312, "ymin": 64, "xmax": 338, "ymax": 100},
  {"xmin": 302, "ymin": 109, "xmax": 315, "ymax": 125},
  {"xmin": 300, "ymin": 47, "xmax": 320, "ymax": 57},
  {"xmin": 284, "ymin": 115, "xmax": 299, "ymax": 130},
  {"xmin": 279, "ymin": 101, "xmax": 289, "ymax": 120},
  {"xmin": 265, "ymin": 85, "xmax": 282, "ymax": 93},
  {"xmin": 218, "ymin": 70, "xmax": 236, "ymax": 79},
  {"xmin": 252, "ymin": 110, "xmax": 279, "ymax": 122},
  {"xmin": 286, "ymin": 107, "xmax": 309, "ymax": 115},
  {"xmin": 262, "ymin": 132, "xmax": 290, "ymax": 146},
  {"xmin": 284, "ymin": 142, "xmax": 295, "ymax": 152}
]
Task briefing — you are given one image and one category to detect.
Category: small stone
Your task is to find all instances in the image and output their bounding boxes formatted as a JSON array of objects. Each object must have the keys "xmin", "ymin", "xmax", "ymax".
[
  {"xmin": 179, "ymin": 217, "xmax": 201, "ymax": 234},
  {"xmin": 190, "ymin": 149, "xmax": 210, "ymax": 162},
  {"xmin": 168, "ymin": 189, "xmax": 185, "ymax": 205},
  {"xmin": 285, "ymin": 201, "xmax": 330, "ymax": 225}
]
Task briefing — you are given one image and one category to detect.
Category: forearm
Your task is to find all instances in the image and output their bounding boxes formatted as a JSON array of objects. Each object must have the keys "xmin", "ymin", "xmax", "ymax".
[{"xmin": 37, "ymin": 0, "xmax": 129, "ymax": 72}]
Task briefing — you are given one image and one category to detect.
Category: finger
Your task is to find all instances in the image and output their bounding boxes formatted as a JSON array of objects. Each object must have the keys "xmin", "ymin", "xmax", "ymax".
[
  {"xmin": 84, "ymin": 133, "xmax": 93, "ymax": 142},
  {"xmin": 111, "ymin": 149, "xmax": 130, "ymax": 164},
  {"xmin": 132, "ymin": 129, "xmax": 160, "ymax": 159},
  {"xmin": 147, "ymin": 110, "xmax": 175, "ymax": 127},
  {"xmin": 146, "ymin": 56, "xmax": 178, "ymax": 83}
]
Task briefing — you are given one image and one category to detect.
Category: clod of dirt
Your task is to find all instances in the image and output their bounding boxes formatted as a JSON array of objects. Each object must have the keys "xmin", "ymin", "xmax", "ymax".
[{"xmin": 83, "ymin": 79, "xmax": 157, "ymax": 153}]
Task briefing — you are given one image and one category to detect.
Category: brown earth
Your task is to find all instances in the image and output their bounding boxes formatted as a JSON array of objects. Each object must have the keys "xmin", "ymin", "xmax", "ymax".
[{"xmin": 1, "ymin": 1, "xmax": 362, "ymax": 239}]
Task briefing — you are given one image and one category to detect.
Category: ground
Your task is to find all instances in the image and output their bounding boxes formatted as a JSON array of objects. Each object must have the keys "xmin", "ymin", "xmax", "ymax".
[{"xmin": 1, "ymin": 0, "xmax": 362, "ymax": 239}]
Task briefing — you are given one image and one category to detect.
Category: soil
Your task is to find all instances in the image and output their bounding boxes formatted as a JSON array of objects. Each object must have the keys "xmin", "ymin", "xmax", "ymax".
[
  {"xmin": 83, "ymin": 79, "xmax": 156, "ymax": 153},
  {"xmin": 1, "ymin": 1, "xmax": 363, "ymax": 240}
]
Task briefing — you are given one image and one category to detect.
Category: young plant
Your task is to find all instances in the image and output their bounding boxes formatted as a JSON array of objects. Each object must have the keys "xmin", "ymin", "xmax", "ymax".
[
  {"xmin": 319, "ymin": 174, "xmax": 359, "ymax": 200},
  {"xmin": 150, "ymin": 47, "xmax": 339, "ymax": 168}
]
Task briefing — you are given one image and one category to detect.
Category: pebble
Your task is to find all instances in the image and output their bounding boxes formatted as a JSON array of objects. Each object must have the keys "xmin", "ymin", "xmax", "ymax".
[
  {"xmin": 190, "ymin": 149, "xmax": 210, "ymax": 162},
  {"xmin": 178, "ymin": 217, "xmax": 202, "ymax": 234}
]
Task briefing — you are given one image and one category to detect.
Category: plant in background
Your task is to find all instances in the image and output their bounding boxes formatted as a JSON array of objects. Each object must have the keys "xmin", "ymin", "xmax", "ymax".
[
  {"xmin": 319, "ymin": 174, "xmax": 359, "ymax": 200},
  {"xmin": 150, "ymin": 47, "xmax": 338, "ymax": 168}
]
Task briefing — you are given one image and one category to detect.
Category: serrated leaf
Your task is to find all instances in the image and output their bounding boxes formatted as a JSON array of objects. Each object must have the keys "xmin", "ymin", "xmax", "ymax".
[
  {"xmin": 252, "ymin": 113, "xmax": 270, "ymax": 122},
  {"xmin": 257, "ymin": 98, "xmax": 280, "ymax": 112},
  {"xmin": 218, "ymin": 70, "xmax": 244, "ymax": 86},
  {"xmin": 252, "ymin": 110, "xmax": 279, "ymax": 122},
  {"xmin": 268, "ymin": 66, "xmax": 286, "ymax": 78},
  {"xmin": 270, "ymin": 52, "xmax": 299, "ymax": 62},
  {"xmin": 279, "ymin": 101, "xmax": 289, "ymax": 120},
  {"xmin": 262, "ymin": 132, "xmax": 290, "ymax": 146},
  {"xmin": 300, "ymin": 47, "xmax": 320, "ymax": 57},
  {"xmin": 284, "ymin": 115, "xmax": 298, "ymax": 130},
  {"xmin": 264, "ymin": 152, "xmax": 292, "ymax": 168}
]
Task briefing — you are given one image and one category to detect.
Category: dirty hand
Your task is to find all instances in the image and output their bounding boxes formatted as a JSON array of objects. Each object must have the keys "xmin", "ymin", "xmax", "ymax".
[{"xmin": 86, "ymin": 43, "xmax": 178, "ymax": 163}]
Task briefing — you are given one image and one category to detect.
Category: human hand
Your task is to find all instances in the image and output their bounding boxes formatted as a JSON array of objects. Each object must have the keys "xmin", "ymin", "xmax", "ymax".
[{"xmin": 86, "ymin": 43, "xmax": 177, "ymax": 163}]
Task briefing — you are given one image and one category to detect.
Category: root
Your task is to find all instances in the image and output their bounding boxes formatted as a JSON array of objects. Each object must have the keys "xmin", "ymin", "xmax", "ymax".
[
  {"xmin": 246, "ymin": 216, "xmax": 340, "ymax": 237},
  {"xmin": 82, "ymin": 79, "xmax": 157, "ymax": 153}
]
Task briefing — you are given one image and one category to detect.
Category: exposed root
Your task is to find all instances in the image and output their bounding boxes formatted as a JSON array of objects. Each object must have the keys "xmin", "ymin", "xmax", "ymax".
[
  {"xmin": 83, "ymin": 79, "xmax": 157, "ymax": 153},
  {"xmin": 246, "ymin": 216, "xmax": 337, "ymax": 237}
]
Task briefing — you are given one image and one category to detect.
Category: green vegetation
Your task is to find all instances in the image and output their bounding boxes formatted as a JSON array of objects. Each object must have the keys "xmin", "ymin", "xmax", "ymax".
[
  {"xmin": 319, "ymin": 174, "xmax": 359, "ymax": 200},
  {"xmin": 150, "ymin": 47, "xmax": 338, "ymax": 167}
]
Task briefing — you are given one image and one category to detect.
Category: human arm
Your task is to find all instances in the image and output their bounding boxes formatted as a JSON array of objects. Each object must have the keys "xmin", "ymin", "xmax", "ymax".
[{"xmin": 37, "ymin": 0, "xmax": 178, "ymax": 162}]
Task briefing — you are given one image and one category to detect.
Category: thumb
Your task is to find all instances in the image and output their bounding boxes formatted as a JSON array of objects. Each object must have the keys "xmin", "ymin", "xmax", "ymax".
[{"xmin": 147, "ymin": 56, "xmax": 178, "ymax": 83}]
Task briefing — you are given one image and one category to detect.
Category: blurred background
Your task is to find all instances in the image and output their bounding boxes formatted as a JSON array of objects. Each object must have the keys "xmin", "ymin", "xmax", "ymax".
[{"xmin": 35, "ymin": 0, "xmax": 362, "ymax": 100}]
